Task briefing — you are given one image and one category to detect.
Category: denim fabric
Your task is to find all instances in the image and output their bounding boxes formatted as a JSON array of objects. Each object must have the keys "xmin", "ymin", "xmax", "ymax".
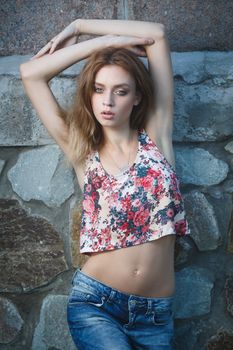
[{"xmin": 67, "ymin": 269, "xmax": 174, "ymax": 350}]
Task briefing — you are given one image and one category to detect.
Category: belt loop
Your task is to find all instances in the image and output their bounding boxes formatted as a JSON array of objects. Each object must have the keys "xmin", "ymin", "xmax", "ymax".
[
  {"xmin": 148, "ymin": 299, "xmax": 152, "ymax": 312},
  {"xmin": 108, "ymin": 290, "xmax": 116, "ymax": 302}
]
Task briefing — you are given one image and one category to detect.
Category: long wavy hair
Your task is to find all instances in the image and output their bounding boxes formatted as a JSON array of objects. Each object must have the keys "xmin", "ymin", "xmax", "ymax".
[{"xmin": 65, "ymin": 47, "xmax": 154, "ymax": 165}]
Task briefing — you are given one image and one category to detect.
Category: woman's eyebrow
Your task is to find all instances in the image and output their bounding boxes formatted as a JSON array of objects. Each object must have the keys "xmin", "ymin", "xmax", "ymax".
[{"xmin": 94, "ymin": 82, "xmax": 131, "ymax": 88}]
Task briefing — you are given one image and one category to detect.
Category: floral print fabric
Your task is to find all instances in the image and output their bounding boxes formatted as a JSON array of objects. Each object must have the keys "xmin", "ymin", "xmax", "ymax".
[{"xmin": 80, "ymin": 130, "xmax": 190, "ymax": 253}]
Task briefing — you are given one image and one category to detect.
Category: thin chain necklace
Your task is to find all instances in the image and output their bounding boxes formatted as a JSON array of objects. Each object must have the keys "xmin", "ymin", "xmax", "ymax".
[{"xmin": 104, "ymin": 133, "xmax": 133, "ymax": 173}]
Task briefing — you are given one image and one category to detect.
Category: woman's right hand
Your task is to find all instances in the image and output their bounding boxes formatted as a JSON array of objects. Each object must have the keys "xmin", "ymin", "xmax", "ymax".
[
  {"xmin": 32, "ymin": 20, "xmax": 79, "ymax": 59},
  {"xmin": 102, "ymin": 34, "xmax": 154, "ymax": 57}
]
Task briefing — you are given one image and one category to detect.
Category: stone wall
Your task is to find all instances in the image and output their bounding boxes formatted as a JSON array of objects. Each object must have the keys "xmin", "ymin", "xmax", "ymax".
[{"xmin": 1, "ymin": 1, "xmax": 233, "ymax": 349}]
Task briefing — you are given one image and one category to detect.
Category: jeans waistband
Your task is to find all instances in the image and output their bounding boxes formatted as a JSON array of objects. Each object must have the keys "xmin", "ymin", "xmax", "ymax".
[{"xmin": 72, "ymin": 269, "xmax": 174, "ymax": 307}]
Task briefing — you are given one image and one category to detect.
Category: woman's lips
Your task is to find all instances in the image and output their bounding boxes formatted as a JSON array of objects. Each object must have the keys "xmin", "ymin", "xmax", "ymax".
[{"xmin": 101, "ymin": 111, "xmax": 115, "ymax": 119}]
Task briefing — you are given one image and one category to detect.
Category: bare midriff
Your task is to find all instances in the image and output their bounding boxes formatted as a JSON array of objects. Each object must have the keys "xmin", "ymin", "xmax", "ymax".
[{"xmin": 81, "ymin": 235, "xmax": 176, "ymax": 298}]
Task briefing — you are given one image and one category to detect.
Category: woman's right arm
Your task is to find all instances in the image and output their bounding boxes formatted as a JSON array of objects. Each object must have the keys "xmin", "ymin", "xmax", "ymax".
[
  {"xmin": 20, "ymin": 37, "xmax": 109, "ymax": 158},
  {"xmin": 20, "ymin": 35, "xmax": 152, "ymax": 159}
]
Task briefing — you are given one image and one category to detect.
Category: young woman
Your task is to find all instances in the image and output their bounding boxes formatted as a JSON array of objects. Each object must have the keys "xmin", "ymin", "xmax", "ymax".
[{"xmin": 20, "ymin": 19, "xmax": 189, "ymax": 350}]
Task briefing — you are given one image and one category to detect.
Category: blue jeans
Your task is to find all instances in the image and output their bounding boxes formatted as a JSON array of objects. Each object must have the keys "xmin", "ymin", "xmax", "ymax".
[{"xmin": 67, "ymin": 269, "xmax": 174, "ymax": 350}]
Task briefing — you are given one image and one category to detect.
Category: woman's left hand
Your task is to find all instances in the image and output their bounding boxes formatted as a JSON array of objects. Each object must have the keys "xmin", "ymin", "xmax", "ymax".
[{"xmin": 32, "ymin": 21, "xmax": 79, "ymax": 59}]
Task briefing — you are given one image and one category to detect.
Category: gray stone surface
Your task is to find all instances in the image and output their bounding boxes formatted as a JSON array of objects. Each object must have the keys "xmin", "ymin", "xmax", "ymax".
[
  {"xmin": 0, "ymin": 0, "xmax": 123, "ymax": 56},
  {"xmin": 205, "ymin": 52, "xmax": 233, "ymax": 80},
  {"xmin": 0, "ymin": 159, "xmax": 5, "ymax": 175},
  {"xmin": 174, "ymin": 267, "xmax": 214, "ymax": 319},
  {"xmin": 173, "ymin": 84, "xmax": 233, "ymax": 142},
  {"xmin": 183, "ymin": 191, "xmax": 221, "ymax": 251},
  {"xmin": 172, "ymin": 52, "xmax": 206, "ymax": 84},
  {"xmin": 175, "ymin": 147, "xmax": 229, "ymax": 186},
  {"xmin": 7, "ymin": 145, "xmax": 74, "ymax": 207},
  {"xmin": 0, "ymin": 75, "xmax": 76, "ymax": 146},
  {"xmin": 0, "ymin": 199, "xmax": 68, "ymax": 292},
  {"xmin": 206, "ymin": 329, "xmax": 233, "ymax": 349},
  {"xmin": 0, "ymin": 296, "xmax": 24, "ymax": 344},
  {"xmin": 175, "ymin": 237, "xmax": 194, "ymax": 266},
  {"xmin": 129, "ymin": 1, "xmax": 233, "ymax": 51},
  {"xmin": 1, "ymin": 1, "xmax": 232, "ymax": 55},
  {"xmin": 32, "ymin": 295, "xmax": 76, "ymax": 350},
  {"xmin": 225, "ymin": 141, "xmax": 233, "ymax": 154},
  {"xmin": 225, "ymin": 277, "xmax": 233, "ymax": 317}
]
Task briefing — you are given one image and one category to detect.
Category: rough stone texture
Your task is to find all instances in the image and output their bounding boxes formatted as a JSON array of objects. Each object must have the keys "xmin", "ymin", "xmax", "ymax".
[
  {"xmin": 7, "ymin": 146, "xmax": 74, "ymax": 207},
  {"xmin": 206, "ymin": 329, "xmax": 233, "ymax": 350},
  {"xmin": 0, "ymin": 159, "xmax": 5, "ymax": 175},
  {"xmin": 0, "ymin": 199, "xmax": 68, "ymax": 292},
  {"xmin": 173, "ymin": 84, "xmax": 233, "ymax": 142},
  {"xmin": 174, "ymin": 267, "xmax": 214, "ymax": 319},
  {"xmin": 174, "ymin": 323, "xmax": 197, "ymax": 350},
  {"xmin": 129, "ymin": 1, "xmax": 233, "ymax": 51},
  {"xmin": 175, "ymin": 147, "xmax": 229, "ymax": 186},
  {"xmin": 223, "ymin": 180, "xmax": 233, "ymax": 195},
  {"xmin": 32, "ymin": 295, "xmax": 76, "ymax": 350},
  {"xmin": 175, "ymin": 237, "xmax": 194, "ymax": 266},
  {"xmin": 0, "ymin": 0, "xmax": 123, "ymax": 56},
  {"xmin": 172, "ymin": 52, "xmax": 206, "ymax": 84},
  {"xmin": 0, "ymin": 75, "xmax": 76, "ymax": 146},
  {"xmin": 225, "ymin": 141, "xmax": 233, "ymax": 154},
  {"xmin": 70, "ymin": 200, "xmax": 87, "ymax": 268},
  {"xmin": 1, "ymin": 1, "xmax": 233, "ymax": 55},
  {"xmin": 205, "ymin": 52, "xmax": 233, "ymax": 80},
  {"xmin": 0, "ymin": 297, "xmax": 24, "ymax": 344},
  {"xmin": 225, "ymin": 277, "xmax": 233, "ymax": 317},
  {"xmin": 183, "ymin": 191, "xmax": 221, "ymax": 251},
  {"xmin": 227, "ymin": 212, "xmax": 233, "ymax": 254}
]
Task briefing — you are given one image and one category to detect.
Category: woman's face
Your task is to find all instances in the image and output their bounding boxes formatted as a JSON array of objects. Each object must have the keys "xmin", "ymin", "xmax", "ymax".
[{"xmin": 91, "ymin": 65, "xmax": 140, "ymax": 129}]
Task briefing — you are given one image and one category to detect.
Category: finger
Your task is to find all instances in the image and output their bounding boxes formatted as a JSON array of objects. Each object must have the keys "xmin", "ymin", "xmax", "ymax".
[{"xmin": 32, "ymin": 42, "xmax": 52, "ymax": 59}]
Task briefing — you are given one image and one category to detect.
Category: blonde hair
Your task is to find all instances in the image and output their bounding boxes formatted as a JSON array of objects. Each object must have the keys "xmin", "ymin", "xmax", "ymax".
[{"xmin": 65, "ymin": 47, "xmax": 154, "ymax": 165}]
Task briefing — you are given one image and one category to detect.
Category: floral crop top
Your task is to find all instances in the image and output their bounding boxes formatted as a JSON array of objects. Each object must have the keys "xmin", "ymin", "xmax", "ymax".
[{"xmin": 80, "ymin": 129, "xmax": 190, "ymax": 254}]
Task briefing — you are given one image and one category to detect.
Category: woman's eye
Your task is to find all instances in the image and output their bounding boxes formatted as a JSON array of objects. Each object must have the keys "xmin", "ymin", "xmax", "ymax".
[
  {"xmin": 94, "ymin": 87, "xmax": 103, "ymax": 93},
  {"xmin": 115, "ymin": 90, "xmax": 127, "ymax": 96}
]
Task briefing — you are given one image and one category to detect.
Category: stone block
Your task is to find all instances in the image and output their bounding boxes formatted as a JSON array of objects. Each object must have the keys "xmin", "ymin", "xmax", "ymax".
[
  {"xmin": 0, "ymin": 159, "xmax": 5, "ymax": 176},
  {"xmin": 0, "ymin": 75, "xmax": 76, "ymax": 146},
  {"xmin": 7, "ymin": 145, "xmax": 74, "ymax": 207},
  {"xmin": 0, "ymin": 297, "xmax": 24, "ymax": 344},
  {"xmin": 175, "ymin": 237, "xmax": 194, "ymax": 266},
  {"xmin": 128, "ymin": 1, "xmax": 233, "ymax": 51},
  {"xmin": 1, "ymin": 0, "xmax": 123, "ymax": 56},
  {"xmin": 174, "ymin": 267, "xmax": 214, "ymax": 319},
  {"xmin": 172, "ymin": 52, "xmax": 206, "ymax": 84},
  {"xmin": 69, "ymin": 199, "xmax": 88, "ymax": 268},
  {"xmin": 173, "ymin": 84, "xmax": 233, "ymax": 142},
  {"xmin": 206, "ymin": 329, "xmax": 233, "ymax": 350},
  {"xmin": 225, "ymin": 277, "xmax": 233, "ymax": 317},
  {"xmin": 205, "ymin": 52, "xmax": 233, "ymax": 80},
  {"xmin": 175, "ymin": 147, "xmax": 229, "ymax": 186},
  {"xmin": 0, "ymin": 199, "xmax": 68, "ymax": 292},
  {"xmin": 225, "ymin": 141, "xmax": 233, "ymax": 154},
  {"xmin": 183, "ymin": 190, "xmax": 221, "ymax": 251},
  {"xmin": 32, "ymin": 295, "xmax": 76, "ymax": 350}
]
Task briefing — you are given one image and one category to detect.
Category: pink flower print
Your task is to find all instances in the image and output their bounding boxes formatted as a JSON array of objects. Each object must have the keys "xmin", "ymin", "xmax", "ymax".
[
  {"xmin": 167, "ymin": 208, "xmax": 174, "ymax": 218},
  {"xmin": 86, "ymin": 184, "xmax": 92, "ymax": 192},
  {"xmin": 132, "ymin": 199, "xmax": 141, "ymax": 207},
  {"xmin": 141, "ymin": 176, "xmax": 154, "ymax": 191},
  {"xmin": 133, "ymin": 207, "xmax": 150, "ymax": 226},
  {"xmin": 175, "ymin": 219, "xmax": 187, "ymax": 235},
  {"xmin": 83, "ymin": 196, "xmax": 95, "ymax": 213},
  {"xmin": 128, "ymin": 211, "xmax": 135, "ymax": 220},
  {"xmin": 122, "ymin": 197, "xmax": 131, "ymax": 211},
  {"xmin": 92, "ymin": 175, "xmax": 102, "ymax": 189}
]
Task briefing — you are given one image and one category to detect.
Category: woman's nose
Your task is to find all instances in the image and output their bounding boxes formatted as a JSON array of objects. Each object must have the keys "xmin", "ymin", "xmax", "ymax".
[{"xmin": 103, "ymin": 93, "xmax": 114, "ymax": 107}]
